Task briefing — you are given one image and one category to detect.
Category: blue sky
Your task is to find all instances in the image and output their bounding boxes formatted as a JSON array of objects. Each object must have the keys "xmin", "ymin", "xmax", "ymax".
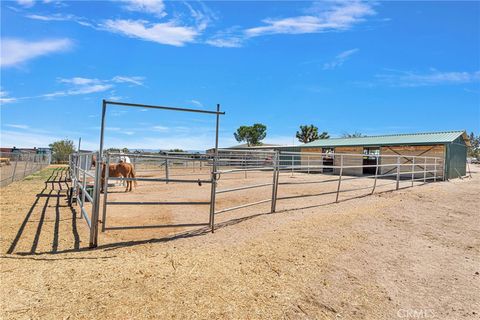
[{"xmin": 1, "ymin": 0, "xmax": 479, "ymax": 150}]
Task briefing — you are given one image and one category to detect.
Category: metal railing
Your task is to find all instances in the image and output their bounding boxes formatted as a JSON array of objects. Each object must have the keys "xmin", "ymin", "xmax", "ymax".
[
  {"xmin": 70, "ymin": 148, "xmax": 445, "ymax": 248},
  {"xmin": 213, "ymin": 150, "xmax": 444, "ymax": 218},
  {"xmin": 0, "ymin": 152, "xmax": 51, "ymax": 187},
  {"xmin": 68, "ymin": 152, "xmax": 100, "ymax": 247}
]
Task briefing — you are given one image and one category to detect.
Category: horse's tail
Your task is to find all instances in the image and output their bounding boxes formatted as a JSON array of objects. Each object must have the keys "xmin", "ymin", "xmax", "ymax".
[{"xmin": 130, "ymin": 164, "xmax": 137, "ymax": 187}]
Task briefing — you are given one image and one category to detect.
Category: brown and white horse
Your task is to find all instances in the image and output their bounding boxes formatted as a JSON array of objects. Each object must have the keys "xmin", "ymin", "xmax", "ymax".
[
  {"xmin": 101, "ymin": 162, "xmax": 137, "ymax": 192},
  {"xmin": 91, "ymin": 155, "xmax": 137, "ymax": 192}
]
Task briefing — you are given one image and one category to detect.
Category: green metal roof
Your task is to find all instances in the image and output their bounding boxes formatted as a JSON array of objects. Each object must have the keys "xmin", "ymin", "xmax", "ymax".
[{"xmin": 300, "ymin": 130, "xmax": 469, "ymax": 148}]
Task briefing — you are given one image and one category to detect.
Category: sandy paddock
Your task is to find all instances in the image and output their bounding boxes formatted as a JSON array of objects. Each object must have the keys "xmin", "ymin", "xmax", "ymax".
[
  {"xmin": 0, "ymin": 164, "xmax": 479, "ymax": 319},
  {"xmin": 100, "ymin": 164, "xmax": 426, "ymax": 242}
]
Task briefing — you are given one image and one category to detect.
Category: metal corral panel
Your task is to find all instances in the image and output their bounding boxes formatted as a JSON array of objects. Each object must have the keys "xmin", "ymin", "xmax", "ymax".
[
  {"xmin": 301, "ymin": 131, "xmax": 469, "ymax": 148},
  {"xmin": 445, "ymin": 136, "xmax": 468, "ymax": 179},
  {"xmin": 380, "ymin": 145, "xmax": 445, "ymax": 179}
]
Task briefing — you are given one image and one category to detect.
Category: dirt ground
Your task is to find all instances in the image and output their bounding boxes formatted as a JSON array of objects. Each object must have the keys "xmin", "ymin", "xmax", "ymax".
[{"xmin": 1, "ymin": 164, "xmax": 479, "ymax": 319}]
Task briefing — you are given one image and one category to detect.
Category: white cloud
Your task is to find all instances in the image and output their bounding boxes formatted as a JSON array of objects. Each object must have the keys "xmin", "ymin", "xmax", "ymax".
[
  {"xmin": 151, "ymin": 125, "xmax": 169, "ymax": 132},
  {"xmin": 102, "ymin": 19, "xmax": 199, "ymax": 46},
  {"xmin": 43, "ymin": 84, "xmax": 113, "ymax": 98},
  {"xmin": 0, "ymin": 90, "xmax": 18, "ymax": 104},
  {"xmin": 123, "ymin": 0, "xmax": 166, "ymax": 18},
  {"xmin": 0, "ymin": 38, "xmax": 73, "ymax": 67},
  {"xmin": 16, "ymin": 0, "xmax": 35, "ymax": 8},
  {"xmin": 59, "ymin": 77, "xmax": 100, "ymax": 85},
  {"xmin": 26, "ymin": 13, "xmax": 95, "ymax": 27},
  {"xmin": 245, "ymin": 1, "xmax": 375, "ymax": 37},
  {"xmin": 376, "ymin": 70, "xmax": 480, "ymax": 87},
  {"xmin": 5, "ymin": 124, "xmax": 29, "ymax": 129},
  {"xmin": 206, "ymin": 37, "xmax": 243, "ymax": 48},
  {"xmin": 112, "ymin": 76, "xmax": 145, "ymax": 86},
  {"xmin": 323, "ymin": 48, "xmax": 359, "ymax": 70},
  {"xmin": 189, "ymin": 99, "xmax": 203, "ymax": 107}
]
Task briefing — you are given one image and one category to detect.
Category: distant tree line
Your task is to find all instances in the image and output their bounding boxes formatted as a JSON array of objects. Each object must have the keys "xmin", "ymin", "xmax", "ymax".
[
  {"xmin": 468, "ymin": 132, "xmax": 480, "ymax": 159},
  {"xmin": 233, "ymin": 123, "xmax": 367, "ymax": 145}
]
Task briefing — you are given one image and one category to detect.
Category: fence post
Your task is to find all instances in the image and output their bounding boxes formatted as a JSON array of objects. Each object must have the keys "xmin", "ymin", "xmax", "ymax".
[
  {"xmin": 371, "ymin": 154, "xmax": 379, "ymax": 194},
  {"xmin": 411, "ymin": 157, "xmax": 415, "ymax": 187},
  {"xmin": 335, "ymin": 155, "xmax": 344, "ymax": 203},
  {"xmin": 396, "ymin": 156, "xmax": 400, "ymax": 190},
  {"xmin": 209, "ymin": 104, "xmax": 220, "ymax": 233},
  {"xmin": 433, "ymin": 158, "xmax": 437, "ymax": 182},
  {"xmin": 307, "ymin": 155, "xmax": 310, "ymax": 174},
  {"xmin": 291, "ymin": 154, "xmax": 294, "ymax": 177},
  {"xmin": 11, "ymin": 154, "xmax": 18, "ymax": 183},
  {"xmin": 101, "ymin": 155, "xmax": 110, "ymax": 232},
  {"xmin": 423, "ymin": 157, "xmax": 427, "ymax": 184},
  {"xmin": 23, "ymin": 154, "xmax": 30, "ymax": 178},
  {"xmin": 165, "ymin": 159, "xmax": 169, "ymax": 184},
  {"xmin": 80, "ymin": 155, "xmax": 87, "ymax": 218},
  {"xmin": 270, "ymin": 151, "xmax": 279, "ymax": 213}
]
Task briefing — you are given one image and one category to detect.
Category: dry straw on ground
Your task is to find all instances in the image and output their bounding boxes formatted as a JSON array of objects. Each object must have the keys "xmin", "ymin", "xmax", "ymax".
[{"xmin": 1, "ymin": 165, "xmax": 479, "ymax": 319}]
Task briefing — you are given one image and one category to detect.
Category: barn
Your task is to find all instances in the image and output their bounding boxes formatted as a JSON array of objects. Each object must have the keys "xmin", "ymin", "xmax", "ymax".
[{"xmin": 285, "ymin": 130, "xmax": 470, "ymax": 180}]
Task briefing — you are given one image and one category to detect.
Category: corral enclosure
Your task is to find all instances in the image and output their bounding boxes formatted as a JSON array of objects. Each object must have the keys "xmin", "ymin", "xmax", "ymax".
[
  {"xmin": 70, "ymin": 148, "xmax": 444, "ymax": 245},
  {"xmin": 67, "ymin": 100, "xmax": 458, "ymax": 247}
]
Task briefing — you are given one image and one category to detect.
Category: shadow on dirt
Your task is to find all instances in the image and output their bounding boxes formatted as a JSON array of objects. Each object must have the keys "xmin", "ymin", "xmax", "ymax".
[{"xmin": 6, "ymin": 168, "xmax": 81, "ymax": 255}]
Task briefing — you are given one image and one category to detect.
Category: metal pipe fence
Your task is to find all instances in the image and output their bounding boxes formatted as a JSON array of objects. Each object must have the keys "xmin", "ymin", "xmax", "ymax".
[
  {"xmin": 0, "ymin": 152, "xmax": 51, "ymax": 187},
  {"xmin": 68, "ymin": 152, "xmax": 99, "ymax": 243},
  {"xmin": 69, "ymin": 148, "xmax": 444, "ymax": 248}
]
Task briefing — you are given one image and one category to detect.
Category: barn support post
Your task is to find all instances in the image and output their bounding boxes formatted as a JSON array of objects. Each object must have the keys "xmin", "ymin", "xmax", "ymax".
[
  {"xmin": 423, "ymin": 157, "xmax": 427, "ymax": 184},
  {"xmin": 307, "ymin": 155, "xmax": 310, "ymax": 174},
  {"xmin": 411, "ymin": 157, "xmax": 415, "ymax": 187},
  {"xmin": 209, "ymin": 104, "xmax": 220, "ymax": 233},
  {"xmin": 396, "ymin": 156, "xmax": 400, "ymax": 190},
  {"xmin": 335, "ymin": 154, "xmax": 344, "ymax": 203},
  {"xmin": 11, "ymin": 154, "xmax": 18, "ymax": 183},
  {"xmin": 371, "ymin": 154, "xmax": 379, "ymax": 194},
  {"xmin": 101, "ymin": 154, "xmax": 110, "ymax": 232},
  {"xmin": 90, "ymin": 99, "xmax": 107, "ymax": 248},
  {"xmin": 434, "ymin": 158, "xmax": 437, "ymax": 182}
]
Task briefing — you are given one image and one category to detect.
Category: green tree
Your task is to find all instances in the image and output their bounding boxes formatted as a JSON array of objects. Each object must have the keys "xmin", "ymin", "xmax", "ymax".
[
  {"xmin": 342, "ymin": 132, "xmax": 365, "ymax": 138},
  {"xmin": 296, "ymin": 125, "xmax": 329, "ymax": 143},
  {"xmin": 49, "ymin": 139, "xmax": 75, "ymax": 163},
  {"xmin": 168, "ymin": 149, "xmax": 185, "ymax": 153},
  {"xmin": 234, "ymin": 123, "xmax": 267, "ymax": 146},
  {"xmin": 468, "ymin": 132, "xmax": 480, "ymax": 158}
]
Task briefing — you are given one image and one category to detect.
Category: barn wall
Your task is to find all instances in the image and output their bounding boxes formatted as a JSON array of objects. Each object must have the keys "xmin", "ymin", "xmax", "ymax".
[
  {"xmin": 300, "ymin": 147, "xmax": 325, "ymax": 172},
  {"xmin": 333, "ymin": 146, "xmax": 363, "ymax": 176},
  {"xmin": 446, "ymin": 136, "xmax": 467, "ymax": 179},
  {"xmin": 380, "ymin": 145, "xmax": 445, "ymax": 179}
]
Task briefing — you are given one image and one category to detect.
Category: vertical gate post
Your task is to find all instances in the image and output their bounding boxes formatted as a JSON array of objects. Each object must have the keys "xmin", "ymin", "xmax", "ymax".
[
  {"xmin": 209, "ymin": 104, "xmax": 220, "ymax": 232},
  {"xmin": 371, "ymin": 154, "xmax": 379, "ymax": 194},
  {"xmin": 335, "ymin": 154, "xmax": 344, "ymax": 203},
  {"xmin": 90, "ymin": 100, "xmax": 107, "ymax": 248},
  {"xmin": 270, "ymin": 151, "xmax": 279, "ymax": 213},
  {"xmin": 411, "ymin": 157, "xmax": 415, "ymax": 187},
  {"xmin": 101, "ymin": 154, "xmax": 110, "ymax": 232},
  {"xmin": 396, "ymin": 156, "xmax": 400, "ymax": 190},
  {"xmin": 433, "ymin": 158, "xmax": 437, "ymax": 182}
]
